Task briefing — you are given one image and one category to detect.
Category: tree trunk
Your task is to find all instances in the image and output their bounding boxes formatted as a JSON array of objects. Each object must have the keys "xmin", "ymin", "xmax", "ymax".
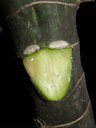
[{"xmin": 0, "ymin": 0, "xmax": 95, "ymax": 127}]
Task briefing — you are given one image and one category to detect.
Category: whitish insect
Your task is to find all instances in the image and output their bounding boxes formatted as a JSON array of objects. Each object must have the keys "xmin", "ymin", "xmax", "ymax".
[
  {"xmin": 23, "ymin": 45, "xmax": 40, "ymax": 55},
  {"xmin": 48, "ymin": 40, "xmax": 69, "ymax": 49}
]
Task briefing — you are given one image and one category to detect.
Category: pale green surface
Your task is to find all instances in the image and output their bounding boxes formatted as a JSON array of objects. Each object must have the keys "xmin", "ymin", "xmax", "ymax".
[{"xmin": 23, "ymin": 48, "xmax": 72, "ymax": 101}]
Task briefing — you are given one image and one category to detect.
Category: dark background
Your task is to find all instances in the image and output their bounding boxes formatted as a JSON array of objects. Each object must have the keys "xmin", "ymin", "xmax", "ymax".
[{"xmin": 0, "ymin": 1, "xmax": 96, "ymax": 127}]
